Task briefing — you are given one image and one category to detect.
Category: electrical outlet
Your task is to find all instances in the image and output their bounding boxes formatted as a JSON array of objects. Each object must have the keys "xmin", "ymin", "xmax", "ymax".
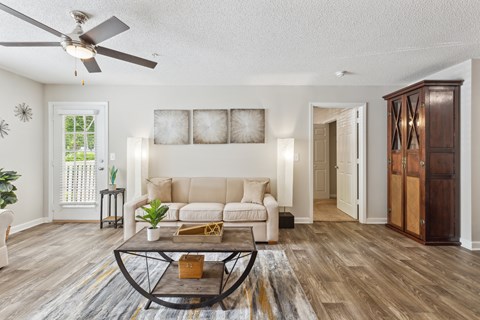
[{"xmin": 110, "ymin": 153, "xmax": 116, "ymax": 161}]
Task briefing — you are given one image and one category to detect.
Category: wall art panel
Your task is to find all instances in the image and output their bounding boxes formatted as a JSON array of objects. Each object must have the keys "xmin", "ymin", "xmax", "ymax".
[
  {"xmin": 230, "ymin": 109, "xmax": 265, "ymax": 143},
  {"xmin": 193, "ymin": 109, "xmax": 228, "ymax": 144},
  {"xmin": 154, "ymin": 110, "xmax": 190, "ymax": 145}
]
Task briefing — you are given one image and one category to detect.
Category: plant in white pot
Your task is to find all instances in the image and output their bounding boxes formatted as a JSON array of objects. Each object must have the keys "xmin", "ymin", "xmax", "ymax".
[
  {"xmin": 109, "ymin": 166, "xmax": 118, "ymax": 191},
  {"xmin": 136, "ymin": 199, "xmax": 169, "ymax": 241}
]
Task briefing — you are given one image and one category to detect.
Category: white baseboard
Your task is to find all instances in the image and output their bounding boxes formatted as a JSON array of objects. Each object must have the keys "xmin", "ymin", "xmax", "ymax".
[
  {"xmin": 460, "ymin": 238, "xmax": 480, "ymax": 251},
  {"xmin": 295, "ymin": 217, "xmax": 313, "ymax": 224},
  {"xmin": 10, "ymin": 217, "xmax": 49, "ymax": 234},
  {"xmin": 365, "ymin": 217, "xmax": 387, "ymax": 224}
]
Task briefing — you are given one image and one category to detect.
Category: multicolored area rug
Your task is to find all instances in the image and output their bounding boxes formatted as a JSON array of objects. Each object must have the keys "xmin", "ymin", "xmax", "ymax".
[{"xmin": 32, "ymin": 250, "xmax": 317, "ymax": 320}]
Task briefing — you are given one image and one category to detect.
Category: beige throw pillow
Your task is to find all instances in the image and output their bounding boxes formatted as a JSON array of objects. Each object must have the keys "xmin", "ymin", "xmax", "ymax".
[
  {"xmin": 147, "ymin": 178, "xmax": 172, "ymax": 203},
  {"xmin": 241, "ymin": 180, "xmax": 268, "ymax": 205}
]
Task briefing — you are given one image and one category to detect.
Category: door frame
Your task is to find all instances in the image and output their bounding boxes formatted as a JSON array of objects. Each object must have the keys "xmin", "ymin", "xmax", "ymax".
[
  {"xmin": 47, "ymin": 101, "xmax": 109, "ymax": 221},
  {"xmin": 309, "ymin": 102, "xmax": 367, "ymax": 223}
]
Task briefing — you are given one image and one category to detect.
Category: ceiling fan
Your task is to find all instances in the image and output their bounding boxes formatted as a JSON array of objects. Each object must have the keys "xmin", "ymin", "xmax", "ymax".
[{"xmin": 0, "ymin": 3, "xmax": 157, "ymax": 73}]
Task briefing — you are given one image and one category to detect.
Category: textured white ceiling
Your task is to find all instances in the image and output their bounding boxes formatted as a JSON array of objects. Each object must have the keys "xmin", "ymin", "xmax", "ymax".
[{"xmin": 0, "ymin": 0, "xmax": 479, "ymax": 85}]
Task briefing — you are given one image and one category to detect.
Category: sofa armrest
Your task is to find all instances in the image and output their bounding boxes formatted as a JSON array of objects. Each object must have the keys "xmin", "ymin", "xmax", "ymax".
[
  {"xmin": 0, "ymin": 209, "xmax": 14, "ymax": 247},
  {"xmin": 124, "ymin": 195, "xmax": 148, "ymax": 240},
  {"xmin": 263, "ymin": 193, "xmax": 279, "ymax": 242}
]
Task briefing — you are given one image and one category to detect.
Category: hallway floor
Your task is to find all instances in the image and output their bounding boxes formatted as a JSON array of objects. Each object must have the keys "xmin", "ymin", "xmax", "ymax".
[{"xmin": 314, "ymin": 198, "xmax": 357, "ymax": 221}]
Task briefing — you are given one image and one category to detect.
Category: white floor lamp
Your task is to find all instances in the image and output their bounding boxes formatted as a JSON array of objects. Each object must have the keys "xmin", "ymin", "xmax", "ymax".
[
  {"xmin": 277, "ymin": 138, "xmax": 294, "ymax": 214},
  {"xmin": 126, "ymin": 137, "xmax": 149, "ymax": 201}
]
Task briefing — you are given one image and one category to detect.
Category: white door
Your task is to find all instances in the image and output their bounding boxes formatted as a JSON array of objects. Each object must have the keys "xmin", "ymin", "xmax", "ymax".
[
  {"xmin": 51, "ymin": 103, "xmax": 108, "ymax": 220},
  {"xmin": 313, "ymin": 124, "xmax": 329, "ymax": 199},
  {"xmin": 337, "ymin": 108, "xmax": 357, "ymax": 219}
]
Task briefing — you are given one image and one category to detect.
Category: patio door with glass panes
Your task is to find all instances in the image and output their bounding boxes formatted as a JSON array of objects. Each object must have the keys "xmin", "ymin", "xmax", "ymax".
[{"xmin": 50, "ymin": 103, "xmax": 108, "ymax": 220}]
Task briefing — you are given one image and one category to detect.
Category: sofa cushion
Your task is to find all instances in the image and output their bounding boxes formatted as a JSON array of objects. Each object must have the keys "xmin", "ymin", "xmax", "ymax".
[
  {"xmin": 147, "ymin": 178, "xmax": 172, "ymax": 202},
  {"xmin": 241, "ymin": 179, "xmax": 268, "ymax": 205},
  {"xmin": 223, "ymin": 203, "xmax": 267, "ymax": 222},
  {"xmin": 225, "ymin": 178, "xmax": 271, "ymax": 203},
  {"xmin": 172, "ymin": 178, "xmax": 191, "ymax": 203},
  {"xmin": 135, "ymin": 203, "xmax": 186, "ymax": 222},
  {"xmin": 179, "ymin": 203, "xmax": 224, "ymax": 221},
  {"xmin": 188, "ymin": 178, "xmax": 226, "ymax": 204}
]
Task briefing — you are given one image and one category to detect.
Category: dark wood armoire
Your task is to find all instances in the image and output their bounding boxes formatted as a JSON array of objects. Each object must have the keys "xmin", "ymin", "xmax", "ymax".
[{"xmin": 383, "ymin": 80, "xmax": 463, "ymax": 245}]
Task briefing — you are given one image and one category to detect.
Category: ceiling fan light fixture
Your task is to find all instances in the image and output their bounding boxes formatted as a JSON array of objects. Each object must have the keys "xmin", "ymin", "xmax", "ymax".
[{"xmin": 62, "ymin": 39, "xmax": 96, "ymax": 59}]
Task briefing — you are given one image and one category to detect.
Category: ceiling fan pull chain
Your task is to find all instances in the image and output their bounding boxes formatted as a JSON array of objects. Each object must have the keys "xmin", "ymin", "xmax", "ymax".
[{"xmin": 74, "ymin": 53, "xmax": 78, "ymax": 77}]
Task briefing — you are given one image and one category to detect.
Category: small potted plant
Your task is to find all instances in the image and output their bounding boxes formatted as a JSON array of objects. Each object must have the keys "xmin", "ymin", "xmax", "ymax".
[
  {"xmin": 136, "ymin": 199, "xmax": 169, "ymax": 241},
  {"xmin": 0, "ymin": 169, "xmax": 20, "ymax": 240},
  {"xmin": 109, "ymin": 165, "xmax": 118, "ymax": 191}
]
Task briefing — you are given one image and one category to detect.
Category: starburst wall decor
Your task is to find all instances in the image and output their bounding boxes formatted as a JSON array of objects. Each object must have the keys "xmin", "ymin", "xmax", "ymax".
[
  {"xmin": 0, "ymin": 119, "xmax": 9, "ymax": 138},
  {"xmin": 14, "ymin": 103, "xmax": 33, "ymax": 122}
]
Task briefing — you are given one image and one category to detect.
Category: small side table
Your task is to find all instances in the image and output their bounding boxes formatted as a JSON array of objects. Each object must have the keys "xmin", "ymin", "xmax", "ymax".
[
  {"xmin": 100, "ymin": 188, "xmax": 125, "ymax": 229},
  {"xmin": 279, "ymin": 212, "xmax": 295, "ymax": 229}
]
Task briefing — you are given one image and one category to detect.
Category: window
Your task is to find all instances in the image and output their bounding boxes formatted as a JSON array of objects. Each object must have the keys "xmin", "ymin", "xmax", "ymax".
[{"xmin": 61, "ymin": 115, "xmax": 97, "ymax": 204}]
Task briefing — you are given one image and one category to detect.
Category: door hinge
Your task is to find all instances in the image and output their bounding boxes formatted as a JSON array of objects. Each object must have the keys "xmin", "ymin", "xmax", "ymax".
[
  {"xmin": 420, "ymin": 103, "xmax": 425, "ymax": 109},
  {"xmin": 402, "ymin": 157, "xmax": 407, "ymax": 169},
  {"xmin": 420, "ymin": 219, "xmax": 425, "ymax": 225},
  {"xmin": 388, "ymin": 158, "xmax": 392, "ymax": 165},
  {"xmin": 420, "ymin": 160, "xmax": 425, "ymax": 167}
]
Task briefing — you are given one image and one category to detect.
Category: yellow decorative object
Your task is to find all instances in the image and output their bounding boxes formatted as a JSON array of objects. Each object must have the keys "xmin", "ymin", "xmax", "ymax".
[
  {"xmin": 204, "ymin": 222, "xmax": 223, "ymax": 235},
  {"xmin": 174, "ymin": 222, "xmax": 224, "ymax": 243},
  {"xmin": 177, "ymin": 222, "xmax": 223, "ymax": 236}
]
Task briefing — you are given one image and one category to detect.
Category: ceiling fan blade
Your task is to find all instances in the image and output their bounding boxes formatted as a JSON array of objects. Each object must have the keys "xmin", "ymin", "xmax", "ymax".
[
  {"xmin": 0, "ymin": 41, "xmax": 60, "ymax": 47},
  {"xmin": 0, "ymin": 3, "xmax": 65, "ymax": 38},
  {"xmin": 96, "ymin": 46, "xmax": 157, "ymax": 69},
  {"xmin": 80, "ymin": 16, "xmax": 129, "ymax": 45},
  {"xmin": 82, "ymin": 58, "xmax": 102, "ymax": 73}
]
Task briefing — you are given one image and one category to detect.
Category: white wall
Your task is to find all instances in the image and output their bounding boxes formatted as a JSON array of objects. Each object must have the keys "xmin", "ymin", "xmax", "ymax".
[
  {"xmin": 44, "ymin": 85, "xmax": 397, "ymax": 221},
  {"xmin": 423, "ymin": 59, "xmax": 478, "ymax": 249},
  {"xmin": 0, "ymin": 68, "xmax": 44, "ymax": 229},
  {"xmin": 471, "ymin": 60, "xmax": 480, "ymax": 248}
]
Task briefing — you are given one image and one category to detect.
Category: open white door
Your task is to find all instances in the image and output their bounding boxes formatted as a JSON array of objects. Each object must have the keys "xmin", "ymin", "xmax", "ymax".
[
  {"xmin": 50, "ymin": 103, "xmax": 108, "ymax": 220},
  {"xmin": 337, "ymin": 108, "xmax": 357, "ymax": 219},
  {"xmin": 313, "ymin": 123, "xmax": 329, "ymax": 199}
]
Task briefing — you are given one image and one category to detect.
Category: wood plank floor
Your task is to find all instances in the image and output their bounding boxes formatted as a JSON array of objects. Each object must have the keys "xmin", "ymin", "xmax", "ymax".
[
  {"xmin": 1, "ymin": 222, "xmax": 480, "ymax": 319},
  {"xmin": 314, "ymin": 199, "xmax": 357, "ymax": 222}
]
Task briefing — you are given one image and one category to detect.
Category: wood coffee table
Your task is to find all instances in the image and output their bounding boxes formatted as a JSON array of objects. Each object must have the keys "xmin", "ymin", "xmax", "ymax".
[{"xmin": 114, "ymin": 226, "xmax": 257, "ymax": 310}]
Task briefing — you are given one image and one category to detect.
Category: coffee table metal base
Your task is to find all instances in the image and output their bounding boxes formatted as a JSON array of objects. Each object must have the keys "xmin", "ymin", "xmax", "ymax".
[{"xmin": 114, "ymin": 250, "xmax": 257, "ymax": 310}]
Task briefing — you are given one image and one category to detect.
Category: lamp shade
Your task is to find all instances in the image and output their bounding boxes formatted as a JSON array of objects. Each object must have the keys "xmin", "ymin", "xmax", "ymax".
[{"xmin": 277, "ymin": 138, "xmax": 294, "ymax": 207}]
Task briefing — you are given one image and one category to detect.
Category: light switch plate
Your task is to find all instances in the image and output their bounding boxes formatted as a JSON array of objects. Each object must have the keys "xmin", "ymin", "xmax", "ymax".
[
  {"xmin": 294, "ymin": 153, "xmax": 299, "ymax": 162},
  {"xmin": 110, "ymin": 153, "xmax": 116, "ymax": 161}
]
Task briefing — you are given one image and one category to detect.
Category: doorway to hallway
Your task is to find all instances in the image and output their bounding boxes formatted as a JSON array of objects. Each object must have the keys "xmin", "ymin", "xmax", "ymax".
[{"xmin": 309, "ymin": 103, "xmax": 367, "ymax": 223}]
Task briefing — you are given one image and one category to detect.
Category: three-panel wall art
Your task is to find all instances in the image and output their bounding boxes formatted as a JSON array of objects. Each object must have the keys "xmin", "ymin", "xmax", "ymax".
[{"xmin": 153, "ymin": 109, "xmax": 265, "ymax": 145}]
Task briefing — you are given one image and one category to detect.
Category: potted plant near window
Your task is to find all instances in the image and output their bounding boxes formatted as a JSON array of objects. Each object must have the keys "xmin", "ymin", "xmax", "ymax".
[
  {"xmin": 136, "ymin": 199, "xmax": 169, "ymax": 241},
  {"xmin": 109, "ymin": 166, "xmax": 118, "ymax": 191},
  {"xmin": 0, "ymin": 169, "xmax": 20, "ymax": 240}
]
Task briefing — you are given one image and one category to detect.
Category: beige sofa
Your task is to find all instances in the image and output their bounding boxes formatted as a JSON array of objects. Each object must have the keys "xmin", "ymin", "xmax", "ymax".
[
  {"xmin": 124, "ymin": 177, "xmax": 279, "ymax": 243},
  {"xmin": 0, "ymin": 209, "xmax": 14, "ymax": 268}
]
